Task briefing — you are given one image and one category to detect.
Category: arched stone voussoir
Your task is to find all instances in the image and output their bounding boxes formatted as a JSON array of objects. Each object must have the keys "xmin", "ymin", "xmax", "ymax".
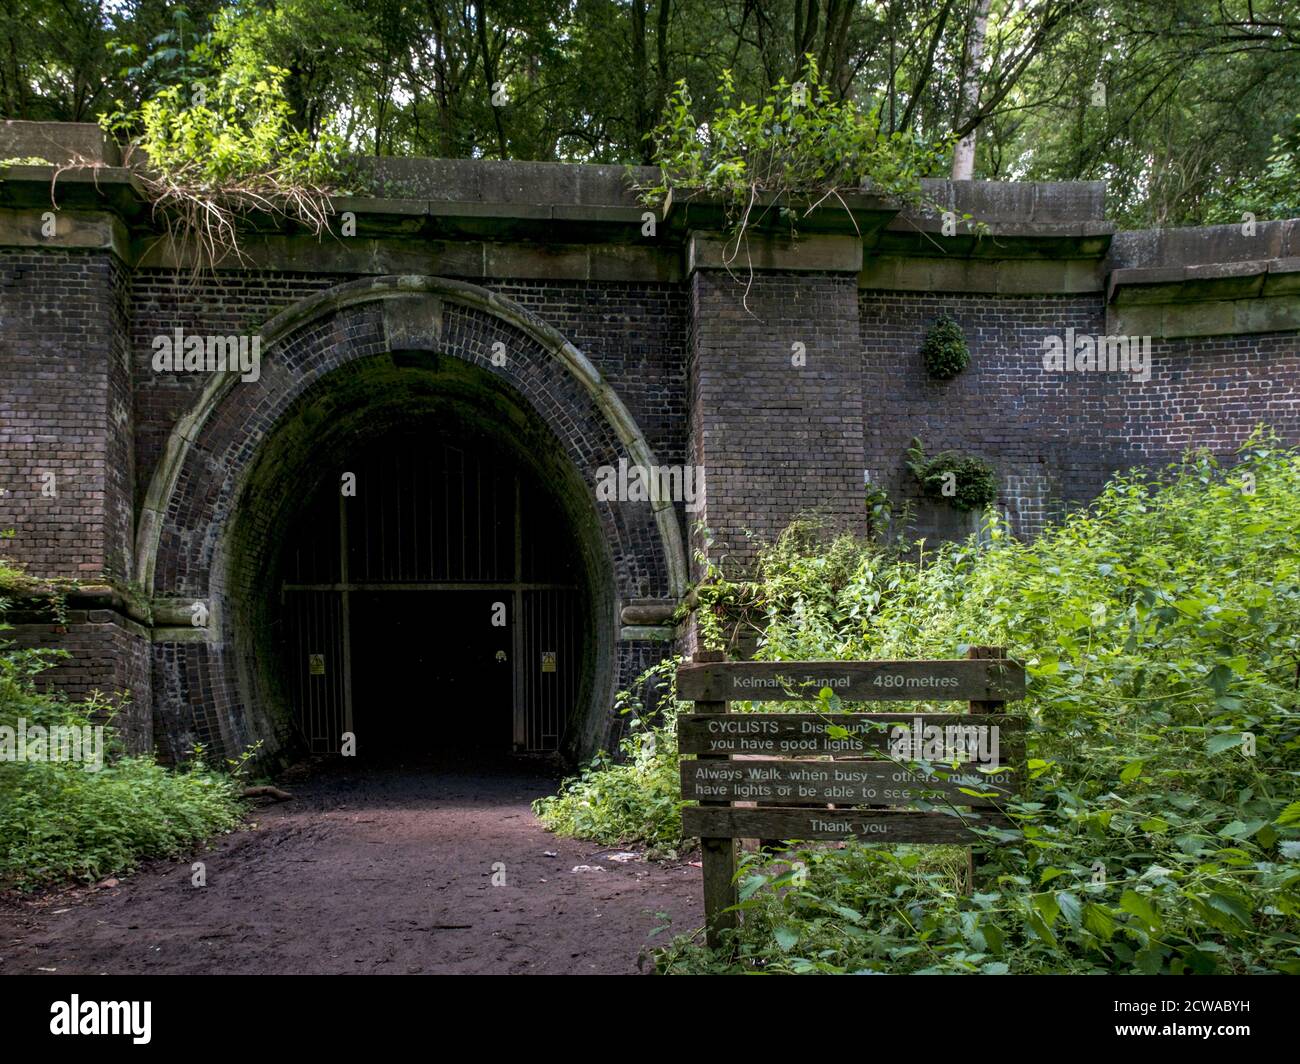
[{"xmin": 135, "ymin": 274, "xmax": 690, "ymax": 603}]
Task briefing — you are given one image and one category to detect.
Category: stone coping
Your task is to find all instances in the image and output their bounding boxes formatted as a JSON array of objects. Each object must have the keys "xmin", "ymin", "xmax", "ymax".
[{"xmin": 0, "ymin": 121, "xmax": 1297, "ymax": 299}]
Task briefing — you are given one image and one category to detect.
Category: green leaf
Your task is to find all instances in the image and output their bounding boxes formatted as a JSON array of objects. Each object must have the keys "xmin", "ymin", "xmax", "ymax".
[
  {"xmin": 1033, "ymin": 892, "xmax": 1061, "ymax": 928},
  {"xmin": 1207, "ymin": 733, "xmax": 1245, "ymax": 755},
  {"xmin": 1056, "ymin": 890, "xmax": 1083, "ymax": 929},
  {"xmin": 1206, "ymin": 892, "xmax": 1253, "ymax": 929},
  {"xmin": 1082, "ymin": 903, "xmax": 1117, "ymax": 941},
  {"xmin": 1038, "ymin": 866, "xmax": 1067, "ymax": 886},
  {"xmin": 1218, "ymin": 819, "xmax": 1267, "ymax": 839},
  {"xmin": 1119, "ymin": 760, "xmax": 1144, "ymax": 783},
  {"xmin": 1119, "ymin": 889, "xmax": 1160, "ymax": 930},
  {"xmin": 1026, "ymin": 911, "xmax": 1057, "ymax": 948},
  {"xmin": 1275, "ymin": 801, "xmax": 1300, "ymax": 827},
  {"xmin": 773, "ymin": 926, "xmax": 800, "ymax": 952}
]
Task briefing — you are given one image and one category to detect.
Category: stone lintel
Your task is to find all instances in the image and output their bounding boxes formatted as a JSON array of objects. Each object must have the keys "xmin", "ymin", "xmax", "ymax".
[
  {"xmin": 0, "ymin": 207, "xmax": 130, "ymax": 260},
  {"xmin": 1107, "ymin": 294, "xmax": 1300, "ymax": 338},
  {"xmin": 686, "ymin": 231, "xmax": 863, "ymax": 274},
  {"xmin": 859, "ymin": 254, "xmax": 1104, "ymax": 294}
]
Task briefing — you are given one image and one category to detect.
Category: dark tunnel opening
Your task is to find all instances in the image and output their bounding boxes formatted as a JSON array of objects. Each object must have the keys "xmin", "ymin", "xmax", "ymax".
[{"xmin": 222, "ymin": 350, "xmax": 614, "ymax": 767}]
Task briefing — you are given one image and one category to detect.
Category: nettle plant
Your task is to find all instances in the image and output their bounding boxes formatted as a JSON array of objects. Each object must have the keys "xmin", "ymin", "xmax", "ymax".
[
  {"xmin": 907, "ymin": 437, "xmax": 998, "ymax": 512},
  {"xmin": 921, "ymin": 314, "xmax": 971, "ymax": 380},
  {"xmin": 640, "ymin": 60, "xmax": 946, "ymax": 298}
]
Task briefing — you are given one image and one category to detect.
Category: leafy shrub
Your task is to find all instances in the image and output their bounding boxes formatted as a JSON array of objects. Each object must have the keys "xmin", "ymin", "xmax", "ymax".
[
  {"xmin": 657, "ymin": 430, "xmax": 1300, "ymax": 974},
  {"xmin": 99, "ymin": 18, "xmax": 352, "ymax": 272},
  {"xmin": 533, "ymin": 658, "xmax": 687, "ymax": 856},
  {"xmin": 907, "ymin": 438, "xmax": 999, "ymax": 512},
  {"xmin": 639, "ymin": 59, "xmax": 946, "ymax": 289},
  {"xmin": 920, "ymin": 315, "xmax": 970, "ymax": 379},
  {"xmin": 0, "ymin": 621, "xmax": 243, "ymax": 888}
]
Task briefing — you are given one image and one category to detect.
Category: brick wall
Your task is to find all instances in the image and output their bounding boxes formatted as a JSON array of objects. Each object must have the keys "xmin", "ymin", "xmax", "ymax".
[
  {"xmin": 6, "ymin": 244, "xmax": 1299, "ymax": 764},
  {"xmin": 861, "ymin": 290, "xmax": 1300, "ymax": 537},
  {"xmin": 0, "ymin": 248, "xmax": 132, "ymax": 580},
  {"xmin": 130, "ymin": 271, "xmax": 689, "ymax": 507},
  {"xmin": 7, "ymin": 609, "xmax": 152, "ymax": 754},
  {"xmin": 690, "ymin": 270, "xmax": 863, "ymax": 573}
]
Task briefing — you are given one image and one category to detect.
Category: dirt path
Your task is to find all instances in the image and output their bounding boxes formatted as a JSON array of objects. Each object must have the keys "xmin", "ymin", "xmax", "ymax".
[{"xmin": 0, "ymin": 757, "xmax": 702, "ymax": 975}]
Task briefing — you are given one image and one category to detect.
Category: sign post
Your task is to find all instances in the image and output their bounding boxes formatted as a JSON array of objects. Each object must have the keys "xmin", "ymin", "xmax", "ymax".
[
  {"xmin": 676, "ymin": 651, "xmax": 1026, "ymax": 949},
  {"xmin": 693, "ymin": 650, "xmax": 737, "ymax": 950}
]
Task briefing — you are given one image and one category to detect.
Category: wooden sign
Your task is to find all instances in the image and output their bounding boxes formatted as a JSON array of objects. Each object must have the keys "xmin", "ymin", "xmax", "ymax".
[
  {"xmin": 676, "ymin": 649, "xmax": 1026, "ymax": 950},
  {"xmin": 680, "ymin": 758, "xmax": 1016, "ymax": 806},
  {"xmin": 683, "ymin": 807, "xmax": 1011, "ymax": 844},
  {"xmin": 677, "ymin": 712, "xmax": 1023, "ymax": 757},
  {"xmin": 676, "ymin": 659, "xmax": 1024, "ymax": 703}
]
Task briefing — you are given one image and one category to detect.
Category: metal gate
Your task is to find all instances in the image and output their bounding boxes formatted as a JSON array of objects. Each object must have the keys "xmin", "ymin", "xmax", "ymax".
[{"xmin": 279, "ymin": 436, "xmax": 583, "ymax": 754}]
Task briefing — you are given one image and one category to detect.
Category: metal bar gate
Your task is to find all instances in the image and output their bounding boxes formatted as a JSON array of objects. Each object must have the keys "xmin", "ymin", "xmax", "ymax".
[{"xmin": 279, "ymin": 440, "xmax": 582, "ymax": 755}]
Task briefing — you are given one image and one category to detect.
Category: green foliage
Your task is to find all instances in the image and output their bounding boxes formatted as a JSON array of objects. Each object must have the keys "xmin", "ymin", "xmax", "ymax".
[
  {"xmin": 640, "ymin": 59, "xmax": 946, "ymax": 255},
  {"xmin": 99, "ymin": 21, "xmax": 352, "ymax": 272},
  {"xmin": 1206, "ymin": 112, "xmax": 1300, "ymax": 225},
  {"xmin": 0, "ymin": 623, "xmax": 243, "ymax": 888},
  {"xmin": 920, "ymin": 315, "xmax": 971, "ymax": 380},
  {"xmin": 4, "ymin": 2, "xmax": 1298, "ymax": 228},
  {"xmin": 540, "ymin": 431, "xmax": 1300, "ymax": 973},
  {"xmin": 657, "ymin": 430, "xmax": 1300, "ymax": 974},
  {"xmin": 907, "ymin": 438, "xmax": 999, "ymax": 512},
  {"xmin": 533, "ymin": 658, "xmax": 688, "ymax": 857}
]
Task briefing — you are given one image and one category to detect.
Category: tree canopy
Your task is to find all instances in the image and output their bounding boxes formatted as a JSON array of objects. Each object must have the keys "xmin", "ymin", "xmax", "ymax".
[{"xmin": 3, "ymin": 0, "xmax": 1298, "ymax": 226}]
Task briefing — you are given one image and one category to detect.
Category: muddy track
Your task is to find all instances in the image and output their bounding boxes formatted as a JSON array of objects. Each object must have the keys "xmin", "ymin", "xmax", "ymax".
[{"xmin": 0, "ymin": 757, "xmax": 702, "ymax": 975}]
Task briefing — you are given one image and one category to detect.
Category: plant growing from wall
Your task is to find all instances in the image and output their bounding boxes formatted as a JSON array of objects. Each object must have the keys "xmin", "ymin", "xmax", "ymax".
[
  {"xmin": 907, "ymin": 437, "xmax": 998, "ymax": 512},
  {"xmin": 920, "ymin": 314, "xmax": 971, "ymax": 379},
  {"xmin": 639, "ymin": 59, "xmax": 947, "ymax": 305},
  {"xmin": 96, "ymin": 10, "xmax": 354, "ymax": 274}
]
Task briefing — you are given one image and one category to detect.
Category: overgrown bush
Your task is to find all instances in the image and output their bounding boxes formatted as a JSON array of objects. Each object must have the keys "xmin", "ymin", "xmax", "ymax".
[
  {"xmin": 639, "ymin": 59, "xmax": 946, "ymax": 303},
  {"xmin": 907, "ymin": 438, "xmax": 999, "ymax": 512},
  {"xmin": 656, "ymin": 430, "xmax": 1300, "ymax": 973},
  {"xmin": 0, "ymin": 614, "xmax": 244, "ymax": 888},
  {"xmin": 533, "ymin": 658, "xmax": 688, "ymax": 856},
  {"xmin": 920, "ymin": 315, "xmax": 971, "ymax": 380},
  {"xmin": 538, "ymin": 430, "xmax": 1300, "ymax": 974},
  {"xmin": 98, "ymin": 12, "xmax": 353, "ymax": 273}
]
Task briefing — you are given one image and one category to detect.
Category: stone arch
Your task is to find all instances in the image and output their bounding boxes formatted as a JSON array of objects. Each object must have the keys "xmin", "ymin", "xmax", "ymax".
[{"xmin": 138, "ymin": 275, "xmax": 687, "ymax": 762}]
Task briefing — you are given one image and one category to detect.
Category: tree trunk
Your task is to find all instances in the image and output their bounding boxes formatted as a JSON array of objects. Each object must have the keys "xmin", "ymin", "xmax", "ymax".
[{"xmin": 951, "ymin": 0, "xmax": 992, "ymax": 180}]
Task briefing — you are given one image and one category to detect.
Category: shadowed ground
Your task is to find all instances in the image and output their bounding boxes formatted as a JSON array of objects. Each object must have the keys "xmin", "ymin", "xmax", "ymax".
[{"xmin": 0, "ymin": 757, "xmax": 702, "ymax": 975}]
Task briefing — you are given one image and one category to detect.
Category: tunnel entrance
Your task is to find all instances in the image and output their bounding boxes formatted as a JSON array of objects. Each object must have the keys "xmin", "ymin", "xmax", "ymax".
[
  {"xmin": 278, "ymin": 431, "xmax": 586, "ymax": 758},
  {"xmin": 144, "ymin": 279, "xmax": 683, "ymax": 769},
  {"xmin": 216, "ymin": 346, "xmax": 607, "ymax": 764}
]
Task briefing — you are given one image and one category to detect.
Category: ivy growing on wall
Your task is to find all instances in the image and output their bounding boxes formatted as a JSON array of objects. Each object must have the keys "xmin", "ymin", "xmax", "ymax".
[{"xmin": 920, "ymin": 314, "xmax": 971, "ymax": 380}]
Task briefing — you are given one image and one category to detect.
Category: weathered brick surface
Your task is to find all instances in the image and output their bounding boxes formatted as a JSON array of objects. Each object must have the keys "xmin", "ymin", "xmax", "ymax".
[
  {"xmin": 4, "ymin": 241, "xmax": 1298, "ymax": 765},
  {"xmin": 860, "ymin": 290, "xmax": 1300, "ymax": 536},
  {"xmin": 0, "ymin": 248, "xmax": 132, "ymax": 580},
  {"xmin": 130, "ymin": 271, "xmax": 688, "ymax": 508},
  {"xmin": 690, "ymin": 270, "xmax": 863, "ymax": 572},
  {"xmin": 7, "ymin": 610, "xmax": 152, "ymax": 754}
]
